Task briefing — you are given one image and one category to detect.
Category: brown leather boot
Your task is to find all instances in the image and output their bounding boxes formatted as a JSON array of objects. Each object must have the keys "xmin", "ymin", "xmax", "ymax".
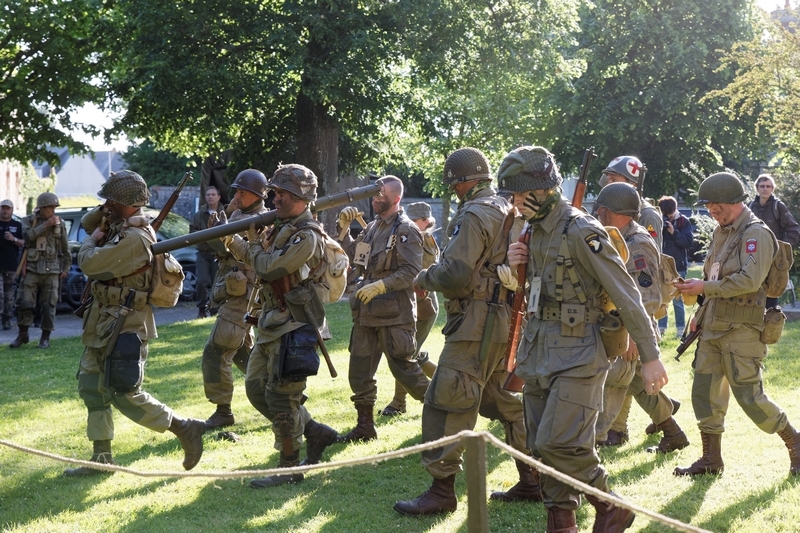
[
  {"xmin": 585, "ymin": 492, "xmax": 635, "ymax": 532},
  {"xmin": 393, "ymin": 475, "xmax": 457, "ymax": 516},
  {"xmin": 597, "ymin": 429, "xmax": 628, "ymax": 448},
  {"xmin": 546, "ymin": 506, "xmax": 578, "ymax": 533},
  {"xmin": 204, "ymin": 404, "xmax": 235, "ymax": 429},
  {"xmin": 490, "ymin": 460, "xmax": 543, "ymax": 502},
  {"xmin": 10, "ymin": 326, "xmax": 28, "ymax": 348},
  {"xmin": 63, "ymin": 440, "xmax": 116, "ymax": 476},
  {"xmin": 777, "ymin": 422, "xmax": 800, "ymax": 475},
  {"xmin": 645, "ymin": 398, "xmax": 681, "ymax": 435},
  {"xmin": 250, "ymin": 451, "xmax": 304, "ymax": 488},
  {"xmin": 646, "ymin": 417, "xmax": 689, "ymax": 454},
  {"xmin": 301, "ymin": 419, "xmax": 339, "ymax": 465},
  {"xmin": 337, "ymin": 403, "xmax": 377, "ymax": 443},
  {"xmin": 168, "ymin": 416, "xmax": 205, "ymax": 470},
  {"xmin": 674, "ymin": 432, "xmax": 723, "ymax": 476},
  {"xmin": 38, "ymin": 330, "xmax": 51, "ymax": 349}
]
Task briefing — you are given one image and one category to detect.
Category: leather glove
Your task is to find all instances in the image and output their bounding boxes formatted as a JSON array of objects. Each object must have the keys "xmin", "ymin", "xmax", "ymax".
[
  {"xmin": 338, "ymin": 206, "xmax": 359, "ymax": 227},
  {"xmin": 356, "ymin": 280, "xmax": 386, "ymax": 304},
  {"xmin": 331, "ymin": 256, "xmax": 349, "ymax": 277},
  {"xmin": 208, "ymin": 210, "xmax": 227, "ymax": 228},
  {"xmin": 247, "ymin": 222, "xmax": 259, "ymax": 243},
  {"xmin": 497, "ymin": 264, "xmax": 519, "ymax": 292}
]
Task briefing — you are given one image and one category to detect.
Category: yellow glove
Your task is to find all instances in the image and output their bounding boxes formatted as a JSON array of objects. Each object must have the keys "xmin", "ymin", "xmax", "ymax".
[
  {"xmin": 338, "ymin": 206, "xmax": 359, "ymax": 227},
  {"xmin": 247, "ymin": 222, "xmax": 259, "ymax": 243},
  {"xmin": 356, "ymin": 280, "xmax": 386, "ymax": 304},
  {"xmin": 497, "ymin": 265, "xmax": 519, "ymax": 292}
]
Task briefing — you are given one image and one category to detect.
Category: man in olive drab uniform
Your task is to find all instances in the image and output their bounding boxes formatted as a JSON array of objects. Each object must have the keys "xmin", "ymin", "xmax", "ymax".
[
  {"xmin": 227, "ymin": 164, "xmax": 338, "ymax": 488},
  {"xmin": 394, "ymin": 148, "xmax": 539, "ymax": 517},
  {"xmin": 336, "ymin": 176, "xmax": 429, "ymax": 441},
  {"xmin": 190, "ymin": 186, "xmax": 226, "ymax": 318},
  {"xmin": 11, "ymin": 192, "xmax": 70, "ymax": 349},
  {"xmin": 64, "ymin": 171, "xmax": 205, "ymax": 476},
  {"xmin": 502, "ymin": 146, "xmax": 668, "ymax": 532},
  {"xmin": 380, "ymin": 201, "xmax": 440, "ymax": 417},
  {"xmin": 199, "ymin": 171, "xmax": 270, "ymax": 429},
  {"xmin": 593, "ymin": 183, "xmax": 689, "ymax": 455},
  {"xmin": 675, "ymin": 172, "xmax": 800, "ymax": 477},
  {"xmin": 598, "ymin": 155, "xmax": 670, "ymax": 447}
]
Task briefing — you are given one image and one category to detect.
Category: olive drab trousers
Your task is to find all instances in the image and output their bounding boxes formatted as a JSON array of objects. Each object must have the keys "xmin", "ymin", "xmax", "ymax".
[{"xmin": 421, "ymin": 340, "xmax": 526, "ymax": 478}]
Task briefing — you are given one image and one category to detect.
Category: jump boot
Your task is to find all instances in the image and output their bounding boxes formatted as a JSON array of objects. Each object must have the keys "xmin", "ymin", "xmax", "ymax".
[
  {"xmin": 645, "ymin": 417, "xmax": 689, "ymax": 454},
  {"xmin": 337, "ymin": 403, "xmax": 377, "ymax": 443},
  {"xmin": 380, "ymin": 379, "xmax": 407, "ymax": 416},
  {"xmin": 301, "ymin": 419, "xmax": 339, "ymax": 465},
  {"xmin": 645, "ymin": 398, "xmax": 681, "ymax": 435},
  {"xmin": 546, "ymin": 507, "xmax": 578, "ymax": 533},
  {"xmin": 393, "ymin": 475, "xmax": 457, "ymax": 516},
  {"xmin": 585, "ymin": 492, "xmax": 635, "ymax": 533},
  {"xmin": 38, "ymin": 330, "xmax": 51, "ymax": 349},
  {"xmin": 597, "ymin": 429, "xmax": 629, "ymax": 447},
  {"xmin": 674, "ymin": 432, "xmax": 723, "ymax": 476},
  {"xmin": 63, "ymin": 440, "xmax": 115, "ymax": 476},
  {"xmin": 9, "ymin": 325, "xmax": 28, "ymax": 348},
  {"xmin": 777, "ymin": 422, "xmax": 800, "ymax": 475},
  {"xmin": 490, "ymin": 460, "xmax": 543, "ymax": 502},
  {"xmin": 168, "ymin": 416, "xmax": 205, "ymax": 470},
  {"xmin": 251, "ymin": 413, "xmax": 304, "ymax": 488},
  {"xmin": 204, "ymin": 403, "xmax": 235, "ymax": 429}
]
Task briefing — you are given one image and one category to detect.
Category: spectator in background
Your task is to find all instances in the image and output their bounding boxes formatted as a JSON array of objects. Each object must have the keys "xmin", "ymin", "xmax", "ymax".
[
  {"xmin": 0, "ymin": 200, "xmax": 24, "ymax": 330},
  {"xmin": 749, "ymin": 174, "xmax": 800, "ymax": 308},
  {"xmin": 190, "ymin": 186, "xmax": 226, "ymax": 318},
  {"xmin": 657, "ymin": 196, "xmax": 693, "ymax": 338}
]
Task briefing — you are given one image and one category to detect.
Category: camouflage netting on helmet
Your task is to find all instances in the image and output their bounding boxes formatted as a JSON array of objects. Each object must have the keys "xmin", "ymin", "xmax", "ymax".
[
  {"xmin": 98, "ymin": 170, "xmax": 149, "ymax": 207},
  {"xmin": 36, "ymin": 192, "xmax": 60, "ymax": 209},
  {"xmin": 695, "ymin": 172, "xmax": 748, "ymax": 205},
  {"xmin": 231, "ymin": 169, "xmax": 269, "ymax": 199},
  {"xmin": 442, "ymin": 148, "xmax": 491, "ymax": 186},
  {"xmin": 497, "ymin": 146, "xmax": 562, "ymax": 192},
  {"xmin": 595, "ymin": 183, "xmax": 640, "ymax": 216},
  {"xmin": 268, "ymin": 164, "xmax": 318, "ymax": 202}
]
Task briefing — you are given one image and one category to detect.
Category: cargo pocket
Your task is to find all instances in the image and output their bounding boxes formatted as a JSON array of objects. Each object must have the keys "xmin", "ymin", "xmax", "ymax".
[
  {"xmin": 211, "ymin": 317, "xmax": 247, "ymax": 351},
  {"xmin": 366, "ymin": 294, "xmax": 399, "ymax": 318},
  {"xmin": 546, "ymin": 329, "xmax": 596, "ymax": 372},
  {"xmin": 726, "ymin": 338, "xmax": 766, "ymax": 387},
  {"xmin": 386, "ymin": 326, "xmax": 416, "ymax": 360},
  {"xmin": 425, "ymin": 366, "xmax": 481, "ymax": 413},
  {"xmin": 550, "ymin": 377, "xmax": 602, "ymax": 447}
]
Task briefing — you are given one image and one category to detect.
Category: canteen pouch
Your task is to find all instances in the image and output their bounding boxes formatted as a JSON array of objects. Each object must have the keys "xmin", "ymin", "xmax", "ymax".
[
  {"xmin": 103, "ymin": 333, "xmax": 143, "ymax": 394},
  {"xmin": 278, "ymin": 323, "xmax": 320, "ymax": 381},
  {"xmin": 760, "ymin": 307, "xmax": 786, "ymax": 345},
  {"xmin": 600, "ymin": 309, "xmax": 628, "ymax": 359},
  {"xmin": 224, "ymin": 268, "xmax": 247, "ymax": 297}
]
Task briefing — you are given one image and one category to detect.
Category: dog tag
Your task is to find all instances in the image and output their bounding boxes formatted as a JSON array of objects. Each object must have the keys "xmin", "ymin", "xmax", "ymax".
[{"xmin": 527, "ymin": 276, "xmax": 542, "ymax": 316}]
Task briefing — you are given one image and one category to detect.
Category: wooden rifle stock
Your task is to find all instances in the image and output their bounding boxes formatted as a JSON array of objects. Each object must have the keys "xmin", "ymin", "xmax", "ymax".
[
  {"xmin": 151, "ymin": 171, "xmax": 193, "ymax": 232},
  {"xmin": 502, "ymin": 223, "xmax": 531, "ymax": 392},
  {"xmin": 571, "ymin": 146, "xmax": 597, "ymax": 209},
  {"xmin": 675, "ymin": 327, "xmax": 702, "ymax": 361}
]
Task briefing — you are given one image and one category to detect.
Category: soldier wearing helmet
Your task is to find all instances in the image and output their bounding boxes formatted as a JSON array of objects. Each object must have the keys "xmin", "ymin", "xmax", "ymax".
[
  {"xmin": 10, "ymin": 192, "xmax": 69, "ymax": 349},
  {"xmin": 196, "ymin": 169, "xmax": 271, "ymax": 432},
  {"xmin": 601, "ymin": 155, "xmax": 664, "ymax": 250},
  {"xmin": 498, "ymin": 147, "xmax": 667, "ymax": 531},
  {"xmin": 594, "ymin": 183, "xmax": 689, "ymax": 457},
  {"xmin": 336, "ymin": 176, "xmax": 430, "ymax": 444},
  {"xmin": 65, "ymin": 170, "xmax": 205, "ymax": 477},
  {"xmin": 674, "ymin": 172, "xmax": 800, "ymax": 478},
  {"xmin": 225, "ymin": 164, "xmax": 340, "ymax": 488},
  {"xmin": 395, "ymin": 148, "xmax": 533, "ymax": 516}
]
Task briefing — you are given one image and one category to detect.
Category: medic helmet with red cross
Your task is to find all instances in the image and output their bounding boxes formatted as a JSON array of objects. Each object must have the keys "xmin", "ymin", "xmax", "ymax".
[{"xmin": 601, "ymin": 156, "xmax": 644, "ymax": 185}]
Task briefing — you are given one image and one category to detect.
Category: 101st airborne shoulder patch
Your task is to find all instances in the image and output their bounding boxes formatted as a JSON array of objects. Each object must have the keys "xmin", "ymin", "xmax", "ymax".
[
  {"xmin": 292, "ymin": 234, "xmax": 306, "ymax": 245},
  {"xmin": 585, "ymin": 233, "xmax": 603, "ymax": 254}
]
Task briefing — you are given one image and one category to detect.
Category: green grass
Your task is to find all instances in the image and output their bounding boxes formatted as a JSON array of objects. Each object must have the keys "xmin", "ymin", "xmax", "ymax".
[{"xmin": 3, "ymin": 292, "xmax": 800, "ymax": 532}]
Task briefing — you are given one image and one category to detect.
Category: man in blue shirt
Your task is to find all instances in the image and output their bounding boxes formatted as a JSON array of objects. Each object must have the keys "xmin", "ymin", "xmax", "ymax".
[{"xmin": 657, "ymin": 196, "xmax": 693, "ymax": 338}]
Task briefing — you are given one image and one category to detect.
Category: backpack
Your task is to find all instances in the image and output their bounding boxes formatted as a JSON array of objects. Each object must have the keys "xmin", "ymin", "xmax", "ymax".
[
  {"xmin": 295, "ymin": 219, "xmax": 350, "ymax": 304},
  {"xmin": 148, "ymin": 252, "xmax": 185, "ymax": 308}
]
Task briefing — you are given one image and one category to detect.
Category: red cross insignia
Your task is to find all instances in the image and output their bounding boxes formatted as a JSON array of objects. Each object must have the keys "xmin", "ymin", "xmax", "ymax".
[
  {"xmin": 746, "ymin": 239, "xmax": 757, "ymax": 253},
  {"xmin": 627, "ymin": 159, "xmax": 641, "ymax": 176}
]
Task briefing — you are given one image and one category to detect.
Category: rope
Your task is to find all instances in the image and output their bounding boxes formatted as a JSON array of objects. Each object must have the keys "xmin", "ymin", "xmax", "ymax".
[{"xmin": 0, "ymin": 431, "xmax": 710, "ymax": 533}]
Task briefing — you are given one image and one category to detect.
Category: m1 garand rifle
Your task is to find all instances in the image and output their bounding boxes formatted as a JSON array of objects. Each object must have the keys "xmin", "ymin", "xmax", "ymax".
[
  {"xmin": 571, "ymin": 146, "xmax": 597, "ymax": 209},
  {"xmin": 74, "ymin": 172, "xmax": 194, "ymax": 318},
  {"xmin": 637, "ymin": 163, "xmax": 648, "ymax": 198},
  {"xmin": 675, "ymin": 327, "xmax": 702, "ymax": 361}
]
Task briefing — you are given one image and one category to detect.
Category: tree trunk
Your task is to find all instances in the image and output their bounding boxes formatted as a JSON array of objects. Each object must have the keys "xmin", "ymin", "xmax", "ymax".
[{"xmin": 295, "ymin": 91, "xmax": 339, "ymax": 235}]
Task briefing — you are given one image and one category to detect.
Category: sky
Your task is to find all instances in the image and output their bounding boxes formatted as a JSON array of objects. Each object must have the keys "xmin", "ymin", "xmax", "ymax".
[{"xmin": 72, "ymin": 0, "xmax": 792, "ymax": 152}]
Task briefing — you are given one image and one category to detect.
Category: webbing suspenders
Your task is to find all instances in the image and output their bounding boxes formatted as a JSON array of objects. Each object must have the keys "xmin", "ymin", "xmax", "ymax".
[{"xmin": 554, "ymin": 215, "xmax": 588, "ymax": 304}]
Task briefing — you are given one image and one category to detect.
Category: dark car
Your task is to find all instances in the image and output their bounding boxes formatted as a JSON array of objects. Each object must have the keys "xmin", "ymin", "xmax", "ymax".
[
  {"xmin": 55, "ymin": 206, "xmax": 198, "ymax": 308},
  {"xmin": 677, "ymin": 207, "xmax": 710, "ymax": 263}
]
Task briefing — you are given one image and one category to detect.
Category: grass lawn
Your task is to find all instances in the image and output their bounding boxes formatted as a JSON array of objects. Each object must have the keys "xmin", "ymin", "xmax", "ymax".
[{"xmin": 3, "ymin": 284, "xmax": 800, "ymax": 532}]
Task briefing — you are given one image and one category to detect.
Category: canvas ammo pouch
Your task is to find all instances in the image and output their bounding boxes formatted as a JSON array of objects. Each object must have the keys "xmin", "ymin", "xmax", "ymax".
[
  {"xmin": 91, "ymin": 283, "xmax": 148, "ymax": 310},
  {"xmin": 103, "ymin": 332, "xmax": 143, "ymax": 394},
  {"xmin": 599, "ymin": 309, "xmax": 629, "ymax": 359},
  {"xmin": 761, "ymin": 307, "xmax": 786, "ymax": 345},
  {"xmin": 224, "ymin": 267, "xmax": 247, "ymax": 297},
  {"xmin": 284, "ymin": 282, "xmax": 326, "ymax": 328},
  {"xmin": 278, "ymin": 323, "xmax": 320, "ymax": 381}
]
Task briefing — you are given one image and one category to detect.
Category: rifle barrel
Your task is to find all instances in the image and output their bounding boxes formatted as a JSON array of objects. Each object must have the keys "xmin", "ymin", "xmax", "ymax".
[{"xmin": 151, "ymin": 182, "xmax": 382, "ymax": 256}]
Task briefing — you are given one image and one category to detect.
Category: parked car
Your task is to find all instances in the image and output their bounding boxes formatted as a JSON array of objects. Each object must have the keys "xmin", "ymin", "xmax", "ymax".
[
  {"xmin": 678, "ymin": 207, "xmax": 710, "ymax": 263},
  {"xmin": 55, "ymin": 206, "xmax": 198, "ymax": 307}
]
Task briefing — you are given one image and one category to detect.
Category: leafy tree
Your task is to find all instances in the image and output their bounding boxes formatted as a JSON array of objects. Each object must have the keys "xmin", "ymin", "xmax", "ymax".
[
  {"xmin": 122, "ymin": 140, "xmax": 199, "ymax": 187},
  {"xmin": 0, "ymin": 0, "xmax": 107, "ymax": 166},
  {"xmin": 542, "ymin": 0, "xmax": 769, "ymax": 197}
]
